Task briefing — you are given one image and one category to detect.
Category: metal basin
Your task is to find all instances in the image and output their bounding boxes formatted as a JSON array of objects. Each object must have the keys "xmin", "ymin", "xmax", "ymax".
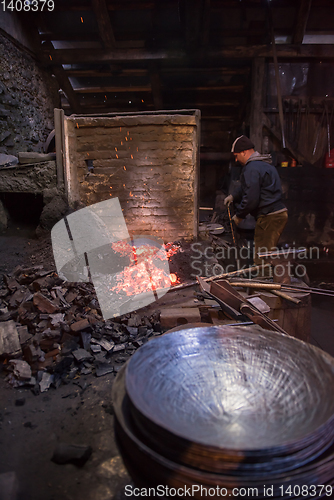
[{"xmin": 125, "ymin": 325, "xmax": 334, "ymax": 452}]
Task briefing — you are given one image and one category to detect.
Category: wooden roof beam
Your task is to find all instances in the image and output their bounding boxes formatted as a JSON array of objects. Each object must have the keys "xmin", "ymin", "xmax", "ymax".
[
  {"xmin": 45, "ymin": 44, "xmax": 334, "ymax": 65},
  {"xmin": 292, "ymin": 0, "xmax": 313, "ymax": 45},
  {"xmin": 52, "ymin": 66, "xmax": 82, "ymax": 113},
  {"xmin": 91, "ymin": 0, "xmax": 116, "ymax": 49}
]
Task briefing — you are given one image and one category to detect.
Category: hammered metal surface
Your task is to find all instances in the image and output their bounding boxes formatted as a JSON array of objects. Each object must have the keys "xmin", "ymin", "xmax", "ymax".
[{"xmin": 125, "ymin": 326, "xmax": 334, "ymax": 450}]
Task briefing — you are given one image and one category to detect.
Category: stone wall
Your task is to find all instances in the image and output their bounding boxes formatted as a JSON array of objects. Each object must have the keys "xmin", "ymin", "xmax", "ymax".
[
  {"xmin": 0, "ymin": 33, "xmax": 59, "ymax": 155},
  {"xmin": 63, "ymin": 111, "xmax": 200, "ymax": 242}
]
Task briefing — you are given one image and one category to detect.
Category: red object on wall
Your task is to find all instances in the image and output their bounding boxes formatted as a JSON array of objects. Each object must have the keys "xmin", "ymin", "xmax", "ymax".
[{"xmin": 325, "ymin": 149, "xmax": 334, "ymax": 168}]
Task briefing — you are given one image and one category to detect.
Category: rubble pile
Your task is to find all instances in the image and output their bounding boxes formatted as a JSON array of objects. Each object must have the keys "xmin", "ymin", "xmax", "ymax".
[{"xmin": 0, "ymin": 265, "xmax": 162, "ymax": 393}]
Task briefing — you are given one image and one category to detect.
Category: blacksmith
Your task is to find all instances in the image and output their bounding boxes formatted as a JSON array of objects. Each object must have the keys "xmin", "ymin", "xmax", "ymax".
[{"xmin": 224, "ymin": 135, "xmax": 288, "ymax": 265}]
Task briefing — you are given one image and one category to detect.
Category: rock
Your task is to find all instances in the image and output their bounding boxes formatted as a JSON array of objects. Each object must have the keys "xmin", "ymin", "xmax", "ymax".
[
  {"xmin": 80, "ymin": 331, "xmax": 91, "ymax": 351},
  {"xmin": 61, "ymin": 338, "xmax": 79, "ymax": 356},
  {"xmin": 112, "ymin": 343, "xmax": 126, "ymax": 352},
  {"xmin": 8, "ymin": 287, "xmax": 32, "ymax": 309},
  {"xmin": 51, "ymin": 443, "xmax": 92, "ymax": 466},
  {"xmin": 127, "ymin": 313, "xmax": 142, "ymax": 327},
  {"xmin": 90, "ymin": 344, "xmax": 101, "ymax": 354},
  {"xmin": 72, "ymin": 348, "xmax": 93, "ymax": 363},
  {"xmin": 0, "ymin": 320, "xmax": 21, "ymax": 357},
  {"xmin": 49, "ymin": 313, "xmax": 64, "ymax": 326},
  {"xmin": 125, "ymin": 326, "xmax": 138, "ymax": 337},
  {"xmin": 38, "ymin": 196, "xmax": 68, "ymax": 230},
  {"xmin": 3, "ymin": 276, "xmax": 20, "ymax": 292},
  {"xmin": 17, "ymin": 326, "xmax": 33, "ymax": 345},
  {"xmin": 0, "ymin": 153, "xmax": 18, "ymax": 167},
  {"xmin": 91, "ymin": 338, "xmax": 114, "ymax": 352},
  {"xmin": 39, "ymin": 372, "xmax": 54, "ymax": 392},
  {"xmin": 8, "ymin": 360, "xmax": 32, "ymax": 381},
  {"xmin": 95, "ymin": 362, "xmax": 114, "ymax": 378}
]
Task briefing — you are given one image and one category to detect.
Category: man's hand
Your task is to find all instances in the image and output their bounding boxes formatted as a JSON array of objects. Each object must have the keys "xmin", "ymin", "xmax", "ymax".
[
  {"xmin": 224, "ymin": 194, "xmax": 233, "ymax": 206},
  {"xmin": 232, "ymin": 214, "xmax": 242, "ymax": 226}
]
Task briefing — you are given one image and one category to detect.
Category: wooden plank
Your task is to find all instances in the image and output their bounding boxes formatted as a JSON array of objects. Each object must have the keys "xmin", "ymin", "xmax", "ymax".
[
  {"xmin": 54, "ymin": 108, "xmax": 65, "ymax": 188},
  {"xmin": 91, "ymin": 0, "xmax": 116, "ymax": 49},
  {"xmin": 46, "ymin": 45, "xmax": 334, "ymax": 66},
  {"xmin": 292, "ymin": 0, "xmax": 312, "ymax": 45},
  {"xmin": 74, "ymin": 85, "xmax": 151, "ymax": 93},
  {"xmin": 52, "ymin": 66, "xmax": 81, "ymax": 113},
  {"xmin": 193, "ymin": 110, "xmax": 201, "ymax": 240}
]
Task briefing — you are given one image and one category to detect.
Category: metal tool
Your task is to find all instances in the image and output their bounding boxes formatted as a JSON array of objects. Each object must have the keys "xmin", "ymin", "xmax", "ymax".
[
  {"xmin": 197, "ymin": 277, "xmax": 288, "ymax": 335},
  {"xmin": 227, "ymin": 203, "xmax": 236, "ymax": 246}
]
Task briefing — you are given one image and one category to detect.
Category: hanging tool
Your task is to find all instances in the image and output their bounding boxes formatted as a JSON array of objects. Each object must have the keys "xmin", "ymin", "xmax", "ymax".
[{"xmin": 312, "ymin": 107, "xmax": 326, "ymax": 157}]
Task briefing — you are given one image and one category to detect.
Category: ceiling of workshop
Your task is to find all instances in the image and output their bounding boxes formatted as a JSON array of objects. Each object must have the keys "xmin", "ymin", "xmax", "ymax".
[{"xmin": 22, "ymin": 0, "xmax": 334, "ymax": 133}]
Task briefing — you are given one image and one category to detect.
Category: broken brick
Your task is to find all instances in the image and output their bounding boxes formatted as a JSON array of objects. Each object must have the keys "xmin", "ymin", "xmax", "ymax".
[
  {"xmin": 33, "ymin": 292, "xmax": 58, "ymax": 314},
  {"xmin": 70, "ymin": 319, "xmax": 90, "ymax": 333}
]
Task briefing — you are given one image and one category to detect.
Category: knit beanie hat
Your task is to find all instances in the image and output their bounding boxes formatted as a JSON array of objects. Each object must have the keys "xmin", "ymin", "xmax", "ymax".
[{"xmin": 231, "ymin": 135, "xmax": 255, "ymax": 153}]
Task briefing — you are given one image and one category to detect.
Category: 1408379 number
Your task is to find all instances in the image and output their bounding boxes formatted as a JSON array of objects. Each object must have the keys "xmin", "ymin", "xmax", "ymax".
[
  {"xmin": 279, "ymin": 485, "xmax": 333, "ymax": 497},
  {"xmin": 1, "ymin": 0, "xmax": 54, "ymax": 11}
]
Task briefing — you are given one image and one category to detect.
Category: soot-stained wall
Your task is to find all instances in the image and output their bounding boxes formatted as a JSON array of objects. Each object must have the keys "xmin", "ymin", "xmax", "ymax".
[
  {"xmin": 63, "ymin": 111, "xmax": 200, "ymax": 242},
  {"xmin": 0, "ymin": 33, "xmax": 59, "ymax": 155}
]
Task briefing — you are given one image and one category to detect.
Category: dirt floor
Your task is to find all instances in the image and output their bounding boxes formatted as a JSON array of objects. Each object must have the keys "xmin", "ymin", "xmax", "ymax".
[
  {"xmin": 0, "ymin": 227, "xmax": 134, "ymax": 500},
  {"xmin": 1, "ymin": 227, "xmax": 334, "ymax": 500}
]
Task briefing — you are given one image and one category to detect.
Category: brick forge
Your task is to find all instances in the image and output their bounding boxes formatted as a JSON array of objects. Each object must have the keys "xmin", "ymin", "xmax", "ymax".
[{"xmin": 62, "ymin": 110, "xmax": 201, "ymax": 243}]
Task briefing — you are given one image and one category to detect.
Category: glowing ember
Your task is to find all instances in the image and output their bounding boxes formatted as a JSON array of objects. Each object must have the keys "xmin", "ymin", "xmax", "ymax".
[
  {"xmin": 111, "ymin": 261, "xmax": 172, "ymax": 296},
  {"xmin": 109, "ymin": 241, "xmax": 181, "ymax": 296},
  {"xmin": 164, "ymin": 242, "xmax": 181, "ymax": 259},
  {"xmin": 169, "ymin": 273, "xmax": 178, "ymax": 284}
]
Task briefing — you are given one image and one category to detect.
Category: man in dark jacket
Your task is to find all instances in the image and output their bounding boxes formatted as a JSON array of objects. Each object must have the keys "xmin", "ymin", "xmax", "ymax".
[{"xmin": 224, "ymin": 135, "xmax": 288, "ymax": 265}]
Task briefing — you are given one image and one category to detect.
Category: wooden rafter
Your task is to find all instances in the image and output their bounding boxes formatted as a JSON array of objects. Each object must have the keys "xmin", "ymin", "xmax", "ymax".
[
  {"xmin": 91, "ymin": 0, "xmax": 116, "ymax": 49},
  {"xmin": 52, "ymin": 66, "xmax": 82, "ymax": 113},
  {"xmin": 45, "ymin": 44, "xmax": 334, "ymax": 65},
  {"xmin": 292, "ymin": 0, "xmax": 313, "ymax": 44}
]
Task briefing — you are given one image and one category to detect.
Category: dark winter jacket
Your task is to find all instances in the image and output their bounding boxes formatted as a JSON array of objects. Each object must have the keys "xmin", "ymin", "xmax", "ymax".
[{"xmin": 232, "ymin": 152, "xmax": 286, "ymax": 219}]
